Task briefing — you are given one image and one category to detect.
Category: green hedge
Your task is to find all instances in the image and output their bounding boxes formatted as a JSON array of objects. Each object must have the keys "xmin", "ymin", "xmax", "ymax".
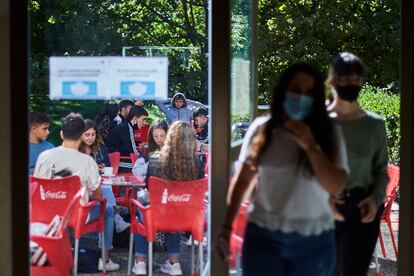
[{"xmin": 358, "ymin": 85, "xmax": 400, "ymax": 165}]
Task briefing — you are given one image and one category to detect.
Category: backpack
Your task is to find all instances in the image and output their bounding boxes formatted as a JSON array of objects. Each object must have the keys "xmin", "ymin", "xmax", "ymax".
[{"xmin": 77, "ymin": 247, "xmax": 100, "ymax": 273}]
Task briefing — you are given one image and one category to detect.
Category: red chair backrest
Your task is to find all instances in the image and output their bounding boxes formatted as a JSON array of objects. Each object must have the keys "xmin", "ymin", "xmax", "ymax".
[
  {"xmin": 60, "ymin": 188, "xmax": 84, "ymax": 231},
  {"xmin": 108, "ymin": 151, "xmax": 120, "ymax": 175},
  {"xmin": 30, "ymin": 190, "xmax": 83, "ymax": 276},
  {"xmin": 204, "ymin": 152, "xmax": 209, "ymax": 175},
  {"xmin": 232, "ymin": 201, "xmax": 249, "ymax": 238},
  {"xmin": 130, "ymin": 153, "xmax": 139, "ymax": 165},
  {"xmin": 147, "ymin": 176, "xmax": 208, "ymax": 241},
  {"xmin": 30, "ymin": 175, "xmax": 81, "ymax": 224},
  {"xmin": 384, "ymin": 165, "xmax": 400, "ymax": 213}
]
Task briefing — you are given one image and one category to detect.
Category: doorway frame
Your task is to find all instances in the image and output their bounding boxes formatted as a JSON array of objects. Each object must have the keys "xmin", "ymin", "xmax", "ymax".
[{"xmin": 3, "ymin": 0, "xmax": 414, "ymax": 275}]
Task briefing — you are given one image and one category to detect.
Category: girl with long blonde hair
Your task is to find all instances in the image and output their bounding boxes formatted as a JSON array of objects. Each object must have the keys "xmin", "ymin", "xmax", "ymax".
[{"xmin": 132, "ymin": 121, "xmax": 205, "ymax": 276}]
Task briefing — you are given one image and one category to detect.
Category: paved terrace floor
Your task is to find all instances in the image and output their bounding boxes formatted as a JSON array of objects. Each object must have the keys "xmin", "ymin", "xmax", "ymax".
[{"xmin": 79, "ymin": 203, "xmax": 399, "ymax": 276}]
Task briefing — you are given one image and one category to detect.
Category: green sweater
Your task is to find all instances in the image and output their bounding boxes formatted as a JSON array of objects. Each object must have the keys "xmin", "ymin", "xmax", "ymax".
[{"xmin": 335, "ymin": 111, "xmax": 388, "ymax": 204}]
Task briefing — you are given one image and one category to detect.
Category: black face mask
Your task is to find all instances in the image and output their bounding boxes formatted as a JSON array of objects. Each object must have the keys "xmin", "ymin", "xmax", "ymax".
[{"xmin": 335, "ymin": 84, "xmax": 362, "ymax": 102}]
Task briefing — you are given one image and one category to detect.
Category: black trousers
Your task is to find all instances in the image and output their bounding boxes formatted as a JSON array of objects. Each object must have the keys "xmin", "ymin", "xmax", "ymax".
[{"xmin": 333, "ymin": 191, "xmax": 384, "ymax": 276}]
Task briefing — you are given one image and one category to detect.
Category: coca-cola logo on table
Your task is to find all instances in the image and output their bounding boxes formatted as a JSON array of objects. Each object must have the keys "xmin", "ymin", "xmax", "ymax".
[{"xmin": 167, "ymin": 193, "xmax": 191, "ymax": 202}]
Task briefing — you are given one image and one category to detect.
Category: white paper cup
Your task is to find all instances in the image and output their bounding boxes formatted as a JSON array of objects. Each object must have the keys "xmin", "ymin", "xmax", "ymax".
[{"xmin": 103, "ymin": 167, "xmax": 114, "ymax": 176}]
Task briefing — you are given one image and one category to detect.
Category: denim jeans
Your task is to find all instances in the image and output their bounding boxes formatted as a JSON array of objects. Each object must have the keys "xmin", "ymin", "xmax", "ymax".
[
  {"xmin": 133, "ymin": 210, "xmax": 180, "ymax": 257},
  {"xmin": 101, "ymin": 186, "xmax": 116, "ymax": 207},
  {"xmin": 87, "ymin": 203, "xmax": 114, "ymax": 251},
  {"xmin": 242, "ymin": 222, "xmax": 335, "ymax": 276}
]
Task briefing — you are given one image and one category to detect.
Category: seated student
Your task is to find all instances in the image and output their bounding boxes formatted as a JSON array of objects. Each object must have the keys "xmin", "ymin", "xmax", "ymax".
[
  {"xmin": 95, "ymin": 103, "xmax": 119, "ymax": 144},
  {"xmin": 80, "ymin": 119, "xmax": 130, "ymax": 233},
  {"xmin": 132, "ymin": 121, "xmax": 205, "ymax": 276},
  {"xmin": 133, "ymin": 111, "xmax": 150, "ymax": 146},
  {"xmin": 34, "ymin": 113, "xmax": 120, "ymax": 272},
  {"xmin": 106, "ymin": 106, "xmax": 149, "ymax": 172},
  {"xmin": 192, "ymin": 106, "xmax": 209, "ymax": 153},
  {"xmin": 132, "ymin": 119, "xmax": 168, "ymax": 179},
  {"xmin": 109, "ymin": 99, "xmax": 135, "ymax": 131},
  {"xmin": 29, "ymin": 112, "xmax": 54, "ymax": 175},
  {"xmin": 80, "ymin": 119, "xmax": 110, "ymax": 170},
  {"xmin": 155, "ymin": 92, "xmax": 204, "ymax": 125}
]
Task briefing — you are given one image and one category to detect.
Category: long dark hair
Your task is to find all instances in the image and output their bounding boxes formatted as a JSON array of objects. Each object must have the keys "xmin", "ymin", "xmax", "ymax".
[
  {"xmin": 250, "ymin": 62, "xmax": 337, "ymax": 169},
  {"xmin": 80, "ymin": 119, "xmax": 101, "ymax": 157},
  {"xmin": 148, "ymin": 119, "xmax": 169, "ymax": 154}
]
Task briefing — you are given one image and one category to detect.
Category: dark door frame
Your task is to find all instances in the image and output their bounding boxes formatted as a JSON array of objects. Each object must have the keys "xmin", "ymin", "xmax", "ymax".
[{"xmin": 6, "ymin": 0, "xmax": 414, "ymax": 275}]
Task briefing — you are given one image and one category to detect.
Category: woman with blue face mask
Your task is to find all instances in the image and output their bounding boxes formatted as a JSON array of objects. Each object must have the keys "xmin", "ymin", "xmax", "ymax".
[
  {"xmin": 327, "ymin": 52, "xmax": 388, "ymax": 276},
  {"xmin": 216, "ymin": 62, "xmax": 349, "ymax": 276}
]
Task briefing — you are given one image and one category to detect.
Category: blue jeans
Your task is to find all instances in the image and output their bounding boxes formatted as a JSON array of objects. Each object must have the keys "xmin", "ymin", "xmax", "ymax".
[
  {"xmin": 242, "ymin": 222, "xmax": 335, "ymax": 276},
  {"xmin": 133, "ymin": 210, "xmax": 180, "ymax": 257},
  {"xmin": 101, "ymin": 186, "xmax": 116, "ymax": 207},
  {"xmin": 87, "ymin": 203, "xmax": 114, "ymax": 251}
]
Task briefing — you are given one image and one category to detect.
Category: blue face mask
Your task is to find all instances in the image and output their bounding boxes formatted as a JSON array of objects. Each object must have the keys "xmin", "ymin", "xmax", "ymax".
[{"xmin": 283, "ymin": 92, "xmax": 314, "ymax": 120}]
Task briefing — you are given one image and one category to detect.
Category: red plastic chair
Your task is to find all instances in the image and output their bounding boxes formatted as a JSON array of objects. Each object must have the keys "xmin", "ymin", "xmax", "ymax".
[
  {"xmin": 379, "ymin": 164, "xmax": 400, "ymax": 259},
  {"xmin": 130, "ymin": 152, "xmax": 139, "ymax": 165},
  {"xmin": 108, "ymin": 151, "xmax": 135, "ymax": 176},
  {"xmin": 229, "ymin": 201, "xmax": 249, "ymax": 272},
  {"xmin": 31, "ymin": 176, "xmax": 107, "ymax": 275},
  {"xmin": 127, "ymin": 176, "xmax": 208, "ymax": 276},
  {"xmin": 30, "ymin": 189, "xmax": 82, "ymax": 276},
  {"xmin": 30, "ymin": 181, "xmax": 37, "ymax": 199},
  {"xmin": 204, "ymin": 152, "xmax": 209, "ymax": 175},
  {"xmin": 108, "ymin": 151, "xmax": 121, "ymax": 175},
  {"xmin": 108, "ymin": 151, "xmax": 133, "ymax": 206},
  {"xmin": 30, "ymin": 176, "xmax": 84, "ymax": 223}
]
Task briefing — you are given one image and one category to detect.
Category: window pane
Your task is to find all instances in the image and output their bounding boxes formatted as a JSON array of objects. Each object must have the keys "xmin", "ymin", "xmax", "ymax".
[
  {"xmin": 29, "ymin": 1, "xmax": 210, "ymax": 275},
  {"xmin": 230, "ymin": 0, "xmax": 254, "ymax": 145}
]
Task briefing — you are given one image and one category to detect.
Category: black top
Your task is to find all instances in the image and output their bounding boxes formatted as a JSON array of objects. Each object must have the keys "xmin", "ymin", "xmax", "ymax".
[
  {"xmin": 106, "ymin": 120, "xmax": 138, "ymax": 165},
  {"xmin": 90, "ymin": 143, "xmax": 110, "ymax": 167},
  {"xmin": 108, "ymin": 114, "xmax": 127, "ymax": 132},
  {"xmin": 195, "ymin": 123, "xmax": 208, "ymax": 144}
]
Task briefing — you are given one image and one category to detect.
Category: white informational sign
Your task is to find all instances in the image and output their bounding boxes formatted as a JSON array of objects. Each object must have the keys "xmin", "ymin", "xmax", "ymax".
[{"xmin": 49, "ymin": 56, "xmax": 168, "ymax": 100}]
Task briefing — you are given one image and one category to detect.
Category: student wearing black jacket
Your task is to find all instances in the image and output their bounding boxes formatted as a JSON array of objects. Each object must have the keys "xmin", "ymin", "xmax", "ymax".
[
  {"xmin": 108, "ymin": 99, "xmax": 135, "ymax": 131},
  {"xmin": 106, "ymin": 106, "xmax": 148, "ymax": 172}
]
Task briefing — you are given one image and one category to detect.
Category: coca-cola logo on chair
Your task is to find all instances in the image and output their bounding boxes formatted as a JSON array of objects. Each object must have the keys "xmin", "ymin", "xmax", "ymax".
[
  {"xmin": 40, "ymin": 185, "xmax": 67, "ymax": 200},
  {"xmin": 167, "ymin": 193, "xmax": 191, "ymax": 202}
]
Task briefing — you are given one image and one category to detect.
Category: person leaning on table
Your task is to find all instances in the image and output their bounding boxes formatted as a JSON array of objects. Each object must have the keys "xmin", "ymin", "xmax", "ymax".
[{"xmin": 216, "ymin": 62, "xmax": 349, "ymax": 276}]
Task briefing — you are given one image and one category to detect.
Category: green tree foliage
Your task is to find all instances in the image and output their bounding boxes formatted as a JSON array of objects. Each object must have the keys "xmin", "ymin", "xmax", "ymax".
[
  {"xmin": 359, "ymin": 84, "xmax": 400, "ymax": 165},
  {"xmin": 29, "ymin": 0, "xmax": 209, "ymax": 113},
  {"xmin": 30, "ymin": 0, "xmax": 210, "ymax": 143},
  {"xmin": 258, "ymin": 0, "xmax": 400, "ymax": 104},
  {"xmin": 30, "ymin": 0, "xmax": 401, "ymax": 158}
]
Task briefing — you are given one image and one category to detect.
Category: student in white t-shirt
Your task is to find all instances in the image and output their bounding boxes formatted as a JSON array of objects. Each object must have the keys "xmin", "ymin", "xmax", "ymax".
[
  {"xmin": 216, "ymin": 62, "xmax": 349, "ymax": 276},
  {"xmin": 34, "ymin": 113, "xmax": 120, "ymax": 272}
]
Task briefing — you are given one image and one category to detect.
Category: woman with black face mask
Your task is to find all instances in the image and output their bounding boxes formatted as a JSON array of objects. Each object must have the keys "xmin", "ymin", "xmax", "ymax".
[
  {"xmin": 215, "ymin": 62, "xmax": 349, "ymax": 276},
  {"xmin": 327, "ymin": 52, "xmax": 388, "ymax": 276}
]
